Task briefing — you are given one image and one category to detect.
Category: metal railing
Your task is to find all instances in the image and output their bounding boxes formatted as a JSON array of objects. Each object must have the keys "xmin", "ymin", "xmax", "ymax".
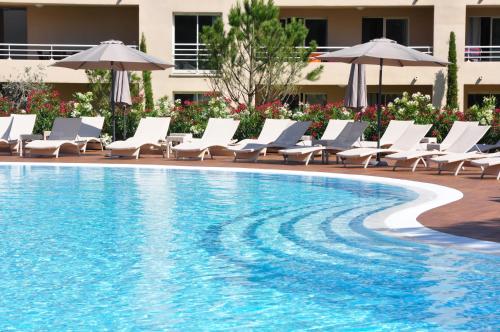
[
  {"xmin": 465, "ymin": 45, "xmax": 500, "ymax": 62},
  {"xmin": 0, "ymin": 43, "xmax": 138, "ymax": 60},
  {"xmin": 173, "ymin": 43, "xmax": 434, "ymax": 73}
]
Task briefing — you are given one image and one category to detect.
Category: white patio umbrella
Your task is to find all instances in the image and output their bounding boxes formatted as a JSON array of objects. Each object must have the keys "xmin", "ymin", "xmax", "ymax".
[
  {"xmin": 318, "ymin": 38, "xmax": 448, "ymax": 162},
  {"xmin": 345, "ymin": 64, "xmax": 367, "ymax": 109},
  {"xmin": 52, "ymin": 40, "xmax": 173, "ymax": 140},
  {"xmin": 114, "ymin": 70, "xmax": 132, "ymax": 106}
]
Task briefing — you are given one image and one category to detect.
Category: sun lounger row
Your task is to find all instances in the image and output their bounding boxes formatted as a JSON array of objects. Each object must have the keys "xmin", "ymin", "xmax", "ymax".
[{"xmin": 2, "ymin": 115, "xmax": 498, "ymax": 179}]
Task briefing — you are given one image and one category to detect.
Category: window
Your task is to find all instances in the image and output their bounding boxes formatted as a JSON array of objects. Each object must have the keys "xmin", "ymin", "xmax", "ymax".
[
  {"xmin": 362, "ymin": 18, "xmax": 408, "ymax": 45},
  {"xmin": 174, "ymin": 14, "xmax": 219, "ymax": 70},
  {"xmin": 0, "ymin": 8, "xmax": 27, "ymax": 59},
  {"xmin": 304, "ymin": 93, "xmax": 327, "ymax": 105},
  {"xmin": 467, "ymin": 17, "xmax": 500, "ymax": 61},
  {"xmin": 174, "ymin": 92, "xmax": 210, "ymax": 103},
  {"xmin": 281, "ymin": 17, "xmax": 327, "ymax": 46},
  {"xmin": 467, "ymin": 94, "xmax": 500, "ymax": 108},
  {"xmin": 367, "ymin": 93, "xmax": 402, "ymax": 106}
]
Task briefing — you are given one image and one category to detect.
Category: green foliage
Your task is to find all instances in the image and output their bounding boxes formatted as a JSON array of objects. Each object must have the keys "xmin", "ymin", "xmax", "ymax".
[
  {"xmin": 201, "ymin": 0, "xmax": 323, "ymax": 106},
  {"xmin": 0, "ymin": 66, "xmax": 50, "ymax": 111},
  {"xmin": 140, "ymin": 33, "xmax": 154, "ymax": 111},
  {"xmin": 85, "ymin": 69, "xmax": 144, "ymax": 139},
  {"xmin": 446, "ymin": 31, "xmax": 458, "ymax": 110},
  {"xmin": 467, "ymin": 96, "xmax": 499, "ymax": 144},
  {"xmin": 26, "ymin": 89, "xmax": 69, "ymax": 134}
]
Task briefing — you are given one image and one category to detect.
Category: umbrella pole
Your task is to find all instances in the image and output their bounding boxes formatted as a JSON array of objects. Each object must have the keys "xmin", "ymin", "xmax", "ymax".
[
  {"xmin": 111, "ymin": 68, "xmax": 116, "ymax": 142},
  {"xmin": 376, "ymin": 59, "xmax": 384, "ymax": 163}
]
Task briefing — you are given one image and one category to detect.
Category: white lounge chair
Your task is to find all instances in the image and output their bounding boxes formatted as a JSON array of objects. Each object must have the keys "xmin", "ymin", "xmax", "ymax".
[
  {"xmin": 25, "ymin": 118, "xmax": 83, "ymax": 158},
  {"xmin": 471, "ymin": 153, "xmax": 500, "ymax": 180},
  {"xmin": 172, "ymin": 118, "xmax": 240, "ymax": 160},
  {"xmin": 355, "ymin": 120, "xmax": 414, "ymax": 148},
  {"xmin": 211, "ymin": 118, "xmax": 294, "ymax": 157},
  {"xmin": 386, "ymin": 121, "xmax": 481, "ymax": 172},
  {"xmin": 78, "ymin": 116, "xmax": 105, "ymax": 152},
  {"xmin": 0, "ymin": 114, "xmax": 37, "ymax": 155},
  {"xmin": 278, "ymin": 121, "xmax": 368, "ymax": 165},
  {"xmin": 106, "ymin": 117, "xmax": 171, "ymax": 159},
  {"xmin": 337, "ymin": 124, "xmax": 432, "ymax": 168},
  {"xmin": 426, "ymin": 121, "xmax": 478, "ymax": 151},
  {"xmin": 475, "ymin": 139, "xmax": 500, "ymax": 153},
  {"xmin": 228, "ymin": 121, "xmax": 311, "ymax": 162},
  {"xmin": 429, "ymin": 125, "xmax": 491, "ymax": 176}
]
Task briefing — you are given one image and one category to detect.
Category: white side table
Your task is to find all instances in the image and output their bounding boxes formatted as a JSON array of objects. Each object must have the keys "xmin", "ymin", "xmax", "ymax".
[{"xmin": 163, "ymin": 133, "xmax": 193, "ymax": 158}]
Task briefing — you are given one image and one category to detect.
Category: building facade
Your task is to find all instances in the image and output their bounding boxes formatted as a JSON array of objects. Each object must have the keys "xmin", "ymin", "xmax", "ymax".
[{"xmin": 1, "ymin": 0, "xmax": 500, "ymax": 110}]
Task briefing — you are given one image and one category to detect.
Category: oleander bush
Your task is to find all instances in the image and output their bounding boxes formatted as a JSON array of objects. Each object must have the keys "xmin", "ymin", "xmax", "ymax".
[{"xmin": 1, "ymin": 88, "xmax": 499, "ymax": 144}]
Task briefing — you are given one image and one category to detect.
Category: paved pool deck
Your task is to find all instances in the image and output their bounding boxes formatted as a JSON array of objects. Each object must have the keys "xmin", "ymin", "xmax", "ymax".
[{"xmin": 1, "ymin": 151, "xmax": 498, "ymax": 243}]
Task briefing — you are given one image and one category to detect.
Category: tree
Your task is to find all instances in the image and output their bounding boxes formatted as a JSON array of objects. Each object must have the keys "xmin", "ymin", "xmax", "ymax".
[
  {"xmin": 140, "ymin": 33, "xmax": 154, "ymax": 111},
  {"xmin": 201, "ymin": 0, "xmax": 322, "ymax": 107},
  {"xmin": 0, "ymin": 66, "xmax": 50, "ymax": 110},
  {"xmin": 446, "ymin": 31, "xmax": 458, "ymax": 110}
]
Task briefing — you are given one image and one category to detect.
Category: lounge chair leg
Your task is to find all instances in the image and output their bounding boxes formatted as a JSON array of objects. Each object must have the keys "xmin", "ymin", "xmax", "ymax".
[
  {"xmin": 363, "ymin": 156, "xmax": 372, "ymax": 168},
  {"xmin": 304, "ymin": 153, "xmax": 312, "ymax": 166},
  {"xmin": 454, "ymin": 161, "xmax": 465, "ymax": 176}
]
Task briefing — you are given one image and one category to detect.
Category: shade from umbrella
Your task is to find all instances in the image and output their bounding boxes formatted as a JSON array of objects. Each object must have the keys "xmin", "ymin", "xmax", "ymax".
[
  {"xmin": 344, "ymin": 64, "xmax": 367, "ymax": 109},
  {"xmin": 52, "ymin": 40, "xmax": 173, "ymax": 141},
  {"xmin": 114, "ymin": 70, "xmax": 132, "ymax": 106},
  {"xmin": 317, "ymin": 38, "xmax": 448, "ymax": 162}
]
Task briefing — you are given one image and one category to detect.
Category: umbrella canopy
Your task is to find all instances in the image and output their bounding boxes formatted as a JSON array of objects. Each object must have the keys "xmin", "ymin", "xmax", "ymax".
[
  {"xmin": 344, "ymin": 64, "xmax": 367, "ymax": 109},
  {"xmin": 114, "ymin": 70, "xmax": 132, "ymax": 106},
  {"xmin": 317, "ymin": 38, "xmax": 448, "ymax": 67},
  {"xmin": 52, "ymin": 40, "xmax": 173, "ymax": 71},
  {"xmin": 52, "ymin": 40, "xmax": 173, "ymax": 141}
]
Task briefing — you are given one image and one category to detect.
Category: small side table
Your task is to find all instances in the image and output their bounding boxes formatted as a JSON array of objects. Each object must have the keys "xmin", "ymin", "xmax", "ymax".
[
  {"xmin": 162, "ymin": 133, "xmax": 193, "ymax": 158},
  {"xmin": 19, "ymin": 134, "xmax": 43, "ymax": 157}
]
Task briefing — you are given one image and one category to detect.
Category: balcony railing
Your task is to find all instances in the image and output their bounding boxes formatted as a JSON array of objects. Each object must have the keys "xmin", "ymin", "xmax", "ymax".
[
  {"xmin": 465, "ymin": 45, "xmax": 500, "ymax": 62},
  {"xmin": 0, "ymin": 43, "xmax": 138, "ymax": 60},
  {"xmin": 173, "ymin": 43, "xmax": 434, "ymax": 73}
]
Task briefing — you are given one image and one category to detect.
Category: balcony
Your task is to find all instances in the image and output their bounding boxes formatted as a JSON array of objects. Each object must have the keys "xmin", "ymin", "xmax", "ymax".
[
  {"xmin": 465, "ymin": 46, "xmax": 500, "ymax": 62},
  {"xmin": 0, "ymin": 43, "xmax": 138, "ymax": 61},
  {"xmin": 172, "ymin": 44, "xmax": 434, "ymax": 75}
]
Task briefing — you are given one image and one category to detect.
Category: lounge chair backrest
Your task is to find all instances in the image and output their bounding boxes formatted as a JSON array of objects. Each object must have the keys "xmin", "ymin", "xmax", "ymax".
[
  {"xmin": 202, "ymin": 118, "xmax": 240, "ymax": 145},
  {"xmin": 257, "ymin": 119, "xmax": 294, "ymax": 143},
  {"xmin": 79, "ymin": 116, "xmax": 105, "ymax": 138},
  {"xmin": 333, "ymin": 121, "xmax": 369, "ymax": 147},
  {"xmin": 0, "ymin": 116, "xmax": 13, "ymax": 140},
  {"xmin": 133, "ymin": 117, "xmax": 171, "ymax": 142},
  {"xmin": 446, "ymin": 125, "xmax": 490, "ymax": 153},
  {"xmin": 272, "ymin": 121, "xmax": 311, "ymax": 146},
  {"xmin": 49, "ymin": 118, "xmax": 82, "ymax": 140},
  {"xmin": 380, "ymin": 120, "xmax": 414, "ymax": 146},
  {"xmin": 391, "ymin": 124, "xmax": 432, "ymax": 151},
  {"xmin": 8, "ymin": 114, "xmax": 37, "ymax": 140},
  {"xmin": 440, "ymin": 121, "xmax": 478, "ymax": 148},
  {"xmin": 320, "ymin": 119, "xmax": 353, "ymax": 140}
]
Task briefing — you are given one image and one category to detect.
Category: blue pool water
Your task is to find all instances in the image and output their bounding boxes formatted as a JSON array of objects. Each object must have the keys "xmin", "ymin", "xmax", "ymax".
[{"xmin": 0, "ymin": 165, "xmax": 498, "ymax": 331}]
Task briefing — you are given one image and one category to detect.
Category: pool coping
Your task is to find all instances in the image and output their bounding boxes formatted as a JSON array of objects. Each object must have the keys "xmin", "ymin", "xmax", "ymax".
[{"xmin": 2, "ymin": 161, "xmax": 500, "ymax": 255}]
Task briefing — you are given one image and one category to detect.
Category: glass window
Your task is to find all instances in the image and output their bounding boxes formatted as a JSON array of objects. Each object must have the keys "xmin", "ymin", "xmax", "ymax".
[
  {"xmin": 174, "ymin": 93, "xmax": 210, "ymax": 103},
  {"xmin": 386, "ymin": 19, "xmax": 408, "ymax": 45},
  {"xmin": 367, "ymin": 93, "xmax": 402, "ymax": 106},
  {"xmin": 174, "ymin": 14, "xmax": 219, "ymax": 70},
  {"xmin": 362, "ymin": 18, "xmax": 408, "ymax": 45},
  {"xmin": 304, "ymin": 93, "xmax": 327, "ymax": 105},
  {"xmin": 0, "ymin": 8, "xmax": 27, "ymax": 59},
  {"xmin": 281, "ymin": 94, "xmax": 300, "ymax": 110},
  {"xmin": 305, "ymin": 19, "xmax": 327, "ymax": 46},
  {"xmin": 362, "ymin": 18, "xmax": 383, "ymax": 43},
  {"xmin": 467, "ymin": 94, "xmax": 500, "ymax": 108}
]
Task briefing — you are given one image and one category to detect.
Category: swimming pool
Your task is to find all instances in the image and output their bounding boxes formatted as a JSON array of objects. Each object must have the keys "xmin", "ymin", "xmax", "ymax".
[{"xmin": 0, "ymin": 164, "xmax": 498, "ymax": 330}]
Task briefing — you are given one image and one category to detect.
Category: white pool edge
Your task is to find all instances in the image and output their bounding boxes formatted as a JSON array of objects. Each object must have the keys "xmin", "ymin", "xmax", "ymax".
[{"xmin": 2, "ymin": 161, "xmax": 499, "ymax": 255}]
